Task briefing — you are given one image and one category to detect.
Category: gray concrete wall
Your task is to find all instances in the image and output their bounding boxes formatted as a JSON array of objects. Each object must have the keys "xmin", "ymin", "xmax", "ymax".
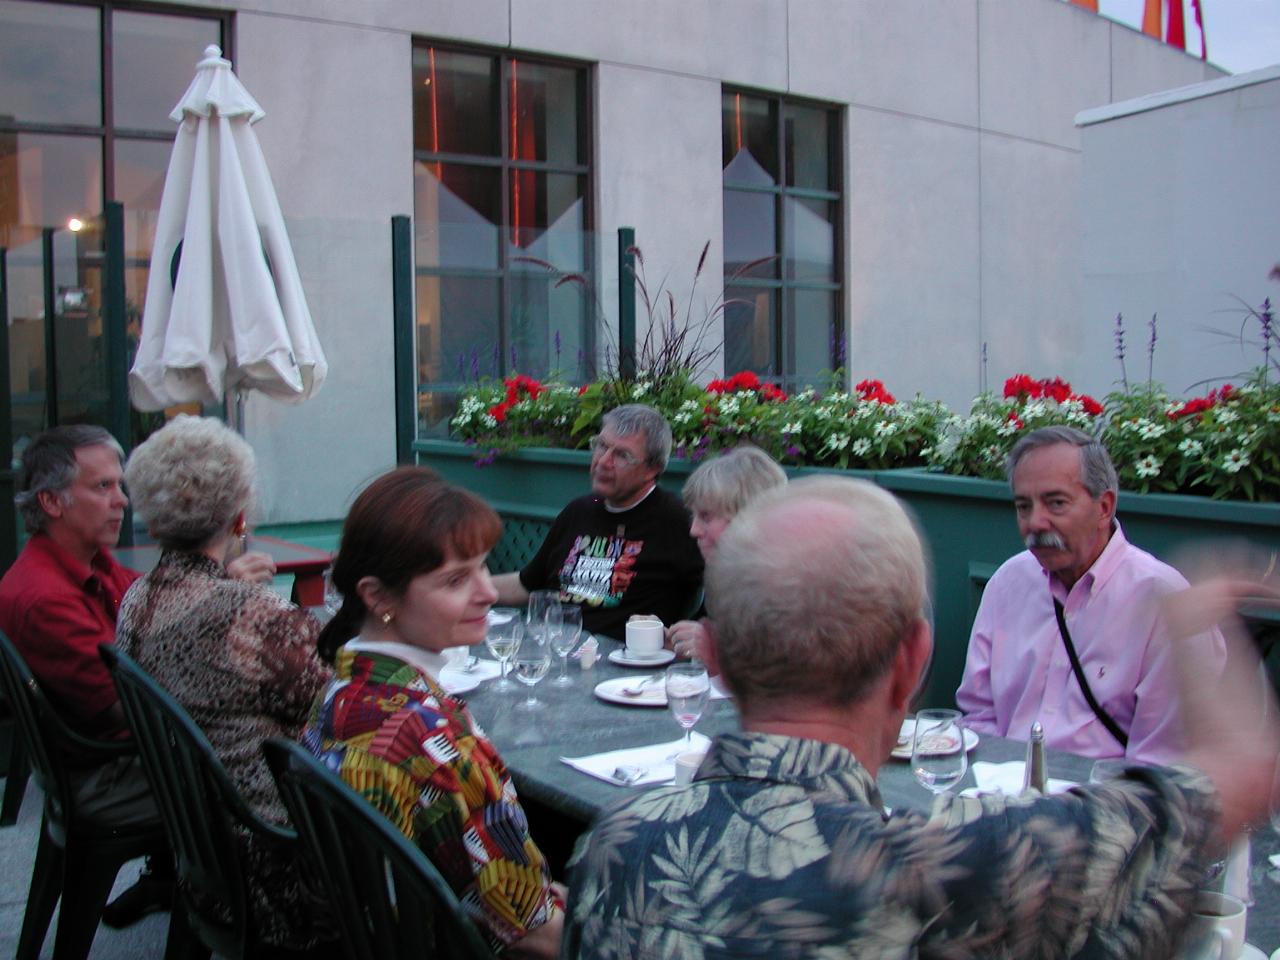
[
  {"xmin": 1078, "ymin": 67, "xmax": 1280, "ymax": 402},
  {"xmin": 187, "ymin": 0, "xmax": 1220, "ymax": 522}
]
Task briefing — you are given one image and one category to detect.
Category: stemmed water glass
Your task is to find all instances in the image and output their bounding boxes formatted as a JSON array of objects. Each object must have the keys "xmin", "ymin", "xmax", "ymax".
[
  {"xmin": 911, "ymin": 709, "xmax": 968, "ymax": 796},
  {"xmin": 550, "ymin": 605, "xmax": 582, "ymax": 685},
  {"xmin": 665, "ymin": 662, "xmax": 711, "ymax": 749},
  {"xmin": 512, "ymin": 627, "xmax": 551, "ymax": 709},
  {"xmin": 484, "ymin": 611, "xmax": 523, "ymax": 692}
]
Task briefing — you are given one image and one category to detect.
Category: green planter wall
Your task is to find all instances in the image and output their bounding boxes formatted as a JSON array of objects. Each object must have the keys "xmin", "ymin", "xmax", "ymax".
[{"xmin": 415, "ymin": 440, "xmax": 1280, "ymax": 710}]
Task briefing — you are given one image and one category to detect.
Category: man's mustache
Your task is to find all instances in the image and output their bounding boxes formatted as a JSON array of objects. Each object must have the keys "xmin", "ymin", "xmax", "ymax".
[{"xmin": 1025, "ymin": 531, "xmax": 1066, "ymax": 550}]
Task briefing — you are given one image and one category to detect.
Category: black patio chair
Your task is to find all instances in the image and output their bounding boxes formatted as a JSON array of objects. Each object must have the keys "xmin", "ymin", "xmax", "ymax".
[
  {"xmin": 100, "ymin": 644, "xmax": 297, "ymax": 959},
  {"xmin": 1, "ymin": 699, "xmax": 31, "ymax": 825},
  {"xmin": 262, "ymin": 737, "xmax": 496, "ymax": 960},
  {"xmin": 0, "ymin": 630, "xmax": 167, "ymax": 960}
]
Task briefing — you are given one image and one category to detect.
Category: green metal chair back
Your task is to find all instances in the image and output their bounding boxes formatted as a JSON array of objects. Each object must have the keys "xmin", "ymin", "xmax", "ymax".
[
  {"xmin": 100, "ymin": 644, "xmax": 294, "ymax": 959},
  {"xmin": 0, "ymin": 630, "xmax": 164, "ymax": 960},
  {"xmin": 262, "ymin": 737, "xmax": 496, "ymax": 960}
]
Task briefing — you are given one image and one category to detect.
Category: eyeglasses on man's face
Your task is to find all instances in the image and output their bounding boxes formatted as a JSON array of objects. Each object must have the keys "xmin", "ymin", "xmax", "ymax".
[{"xmin": 588, "ymin": 434, "xmax": 644, "ymax": 469}]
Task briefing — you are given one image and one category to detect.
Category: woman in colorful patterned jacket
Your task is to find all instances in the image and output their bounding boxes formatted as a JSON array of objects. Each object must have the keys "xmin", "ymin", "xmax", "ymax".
[
  {"xmin": 118, "ymin": 415, "xmax": 338, "ymax": 955},
  {"xmin": 301, "ymin": 466, "xmax": 564, "ymax": 958}
]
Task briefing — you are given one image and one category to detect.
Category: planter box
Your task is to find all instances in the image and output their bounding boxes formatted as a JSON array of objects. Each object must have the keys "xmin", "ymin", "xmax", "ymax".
[{"xmin": 415, "ymin": 441, "xmax": 1278, "ymax": 710}]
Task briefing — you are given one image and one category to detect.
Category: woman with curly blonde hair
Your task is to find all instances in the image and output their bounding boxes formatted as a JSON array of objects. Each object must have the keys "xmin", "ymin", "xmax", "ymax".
[{"xmin": 117, "ymin": 415, "xmax": 337, "ymax": 955}]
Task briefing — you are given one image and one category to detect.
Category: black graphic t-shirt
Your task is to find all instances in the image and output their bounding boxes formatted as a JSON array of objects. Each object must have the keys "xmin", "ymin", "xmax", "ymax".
[{"xmin": 519, "ymin": 486, "xmax": 704, "ymax": 641}]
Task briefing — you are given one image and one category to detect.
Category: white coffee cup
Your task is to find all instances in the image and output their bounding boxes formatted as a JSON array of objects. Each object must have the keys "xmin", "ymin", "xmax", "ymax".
[
  {"xmin": 673, "ymin": 751, "xmax": 705, "ymax": 786},
  {"xmin": 1177, "ymin": 892, "xmax": 1246, "ymax": 960},
  {"xmin": 442, "ymin": 646, "xmax": 470, "ymax": 668},
  {"xmin": 625, "ymin": 618, "xmax": 664, "ymax": 658}
]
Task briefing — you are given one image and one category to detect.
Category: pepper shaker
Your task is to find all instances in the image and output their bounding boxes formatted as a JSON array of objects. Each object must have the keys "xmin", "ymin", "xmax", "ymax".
[{"xmin": 1022, "ymin": 721, "xmax": 1048, "ymax": 795}]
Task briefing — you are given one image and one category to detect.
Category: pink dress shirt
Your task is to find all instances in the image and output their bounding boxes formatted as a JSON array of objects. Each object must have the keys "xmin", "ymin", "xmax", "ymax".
[{"xmin": 956, "ymin": 523, "xmax": 1216, "ymax": 765}]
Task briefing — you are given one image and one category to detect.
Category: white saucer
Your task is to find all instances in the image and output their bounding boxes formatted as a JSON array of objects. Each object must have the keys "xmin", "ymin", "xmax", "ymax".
[
  {"xmin": 593, "ymin": 676, "xmax": 667, "ymax": 707},
  {"xmin": 608, "ymin": 648, "xmax": 676, "ymax": 667},
  {"xmin": 890, "ymin": 718, "xmax": 980, "ymax": 760},
  {"xmin": 1240, "ymin": 944, "xmax": 1264, "ymax": 960}
]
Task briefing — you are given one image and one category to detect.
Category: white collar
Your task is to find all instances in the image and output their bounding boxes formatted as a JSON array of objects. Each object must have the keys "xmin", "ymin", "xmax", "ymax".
[
  {"xmin": 604, "ymin": 483, "xmax": 657, "ymax": 514},
  {"xmin": 346, "ymin": 636, "xmax": 448, "ymax": 682}
]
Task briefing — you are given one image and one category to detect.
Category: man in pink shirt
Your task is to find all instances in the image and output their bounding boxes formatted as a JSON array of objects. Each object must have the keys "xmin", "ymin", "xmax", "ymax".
[{"xmin": 956, "ymin": 426, "xmax": 1215, "ymax": 764}]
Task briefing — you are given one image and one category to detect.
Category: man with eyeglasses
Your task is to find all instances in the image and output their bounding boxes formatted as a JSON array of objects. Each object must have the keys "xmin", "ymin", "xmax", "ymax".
[{"xmin": 492, "ymin": 404, "xmax": 703, "ymax": 641}]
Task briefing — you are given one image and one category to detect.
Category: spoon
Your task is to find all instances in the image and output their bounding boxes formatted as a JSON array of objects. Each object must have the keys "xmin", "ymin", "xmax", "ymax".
[{"xmin": 620, "ymin": 674, "xmax": 662, "ymax": 696}]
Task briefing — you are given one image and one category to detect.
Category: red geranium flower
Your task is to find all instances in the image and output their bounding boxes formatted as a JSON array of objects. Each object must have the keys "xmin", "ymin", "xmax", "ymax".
[
  {"xmin": 1076, "ymin": 394, "xmax": 1104, "ymax": 417},
  {"xmin": 855, "ymin": 379, "xmax": 897, "ymax": 405}
]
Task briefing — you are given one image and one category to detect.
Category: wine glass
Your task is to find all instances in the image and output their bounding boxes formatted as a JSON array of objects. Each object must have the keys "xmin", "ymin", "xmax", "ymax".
[
  {"xmin": 911, "ymin": 709, "xmax": 968, "ymax": 796},
  {"xmin": 527, "ymin": 590, "xmax": 559, "ymax": 631},
  {"xmin": 484, "ymin": 612, "xmax": 523, "ymax": 692},
  {"xmin": 665, "ymin": 662, "xmax": 711, "ymax": 750},
  {"xmin": 550, "ymin": 604, "xmax": 582, "ymax": 685},
  {"xmin": 511, "ymin": 628, "xmax": 551, "ymax": 709}
]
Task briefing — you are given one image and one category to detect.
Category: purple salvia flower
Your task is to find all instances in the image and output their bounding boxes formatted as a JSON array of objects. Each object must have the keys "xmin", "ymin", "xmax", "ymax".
[
  {"xmin": 785, "ymin": 444, "xmax": 802, "ymax": 458},
  {"xmin": 491, "ymin": 343, "xmax": 500, "ymax": 375},
  {"xmin": 470, "ymin": 349, "xmax": 481, "ymax": 382},
  {"xmin": 456, "ymin": 352, "xmax": 467, "ymax": 381},
  {"xmin": 510, "ymin": 344, "xmax": 518, "ymax": 371},
  {"xmin": 1113, "ymin": 314, "xmax": 1128, "ymax": 391},
  {"xmin": 554, "ymin": 330, "xmax": 562, "ymax": 369},
  {"xmin": 981, "ymin": 341, "xmax": 989, "ymax": 395},
  {"xmin": 1261, "ymin": 298, "xmax": 1273, "ymax": 375},
  {"xmin": 1147, "ymin": 313, "xmax": 1158, "ymax": 387}
]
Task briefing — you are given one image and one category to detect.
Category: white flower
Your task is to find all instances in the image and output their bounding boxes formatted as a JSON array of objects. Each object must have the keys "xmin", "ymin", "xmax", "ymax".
[
  {"xmin": 1135, "ymin": 455, "xmax": 1162, "ymax": 478},
  {"xmin": 873, "ymin": 420, "xmax": 899, "ymax": 437},
  {"xmin": 825, "ymin": 433, "xmax": 850, "ymax": 451},
  {"xmin": 996, "ymin": 419, "xmax": 1020, "ymax": 437},
  {"xmin": 673, "ymin": 411, "xmax": 693, "ymax": 425},
  {"xmin": 717, "ymin": 395, "xmax": 740, "ymax": 415},
  {"xmin": 851, "ymin": 438, "xmax": 872, "ymax": 456},
  {"xmin": 1138, "ymin": 420, "xmax": 1167, "ymax": 441},
  {"xmin": 1023, "ymin": 401, "xmax": 1048, "ymax": 420},
  {"xmin": 980, "ymin": 444, "xmax": 1003, "ymax": 463},
  {"xmin": 1178, "ymin": 438, "xmax": 1203, "ymax": 457},
  {"xmin": 680, "ymin": 399, "xmax": 701, "ymax": 411},
  {"xmin": 1216, "ymin": 407, "xmax": 1239, "ymax": 425},
  {"xmin": 782, "ymin": 422, "xmax": 803, "ymax": 435},
  {"xmin": 631, "ymin": 381, "xmax": 649, "ymax": 398},
  {"xmin": 1222, "ymin": 449, "xmax": 1249, "ymax": 473},
  {"xmin": 482, "ymin": 414, "xmax": 498, "ymax": 429}
]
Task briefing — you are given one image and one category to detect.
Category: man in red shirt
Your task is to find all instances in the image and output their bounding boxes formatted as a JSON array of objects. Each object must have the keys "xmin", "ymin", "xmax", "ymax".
[{"xmin": 0, "ymin": 424, "xmax": 274, "ymax": 925}]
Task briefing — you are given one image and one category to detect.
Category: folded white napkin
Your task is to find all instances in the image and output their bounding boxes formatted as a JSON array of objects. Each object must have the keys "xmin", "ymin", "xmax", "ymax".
[
  {"xmin": 561, "ymin": 733, "xmax": 712, "ymax": 786},
  {"xmin": 965, "ymin": 760, "xmax": 1076, "ymax": 797},
  {"xmin": 439, "ymin": 658, "xmax": 502, "ymax": 692}
]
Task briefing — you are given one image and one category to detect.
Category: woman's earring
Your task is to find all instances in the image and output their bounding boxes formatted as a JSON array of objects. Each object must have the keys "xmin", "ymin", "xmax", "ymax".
[{"xmin": 380, "ymin": 610, "xmax": 393, "ymax": 625}]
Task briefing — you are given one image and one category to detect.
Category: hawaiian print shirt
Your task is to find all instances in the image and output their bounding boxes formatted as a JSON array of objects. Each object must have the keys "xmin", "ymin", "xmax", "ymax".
[
  {"xmin": 301, "ymin": 645, "xmax": 557, "ymax": 952},
  {"xmin": 564, "ymin": 731, "xmax": 1219, "ymax": 960}
]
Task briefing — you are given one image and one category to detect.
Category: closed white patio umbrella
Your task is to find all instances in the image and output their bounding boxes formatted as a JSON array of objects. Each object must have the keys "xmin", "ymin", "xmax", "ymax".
[{"xmin": 130, "ymin": 44, "xmax": 326, "ymax": 416}]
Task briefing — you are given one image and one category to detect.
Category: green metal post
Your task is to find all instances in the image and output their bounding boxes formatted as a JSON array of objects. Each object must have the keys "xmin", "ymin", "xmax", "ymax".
[
  {"xmin": 617, "ymin": 227, "xmax": 636, "ymax": 380},
  {"xmin": 103, "ymin": 202, "xmax": 133, "ymax": 546},
  {"xmin": 391, "ymin": 215, "xmax": 415, "ymax": 465}
]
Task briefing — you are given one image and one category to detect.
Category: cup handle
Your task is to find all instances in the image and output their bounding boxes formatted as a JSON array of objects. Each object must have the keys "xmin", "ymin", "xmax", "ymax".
[{"xmin": 1210, "ymin": 929, "xmax": 1230, "ymax": 960}]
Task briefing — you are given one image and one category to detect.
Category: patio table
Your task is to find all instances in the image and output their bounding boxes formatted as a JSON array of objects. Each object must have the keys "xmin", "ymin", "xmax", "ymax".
[
  {"xmin": 460, "ymin": 637, "xmax": 1279, "ymax": 955},
  {"xmin": 116, "ymin": 534, "xmax": 332, "ymax": 605}
]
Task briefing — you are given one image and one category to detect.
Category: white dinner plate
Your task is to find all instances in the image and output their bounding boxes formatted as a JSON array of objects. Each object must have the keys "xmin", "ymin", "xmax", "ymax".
[
  {"xmin": 438, "ymin": 668, "xmax": 484, "ymax": 696},
  {"xmin": 890, "ymin": 718, "xmax": 979, "ymax": 760},
  {"xmin": 608, "ymin": 648, "xmax": 676, "ymax": 667},
  {"xmin": 593, "ymin": 676, "xmax": 667, "ymax": 707}
]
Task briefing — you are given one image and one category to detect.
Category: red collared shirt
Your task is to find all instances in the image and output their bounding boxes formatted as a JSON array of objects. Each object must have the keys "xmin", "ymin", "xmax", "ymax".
[{"xmin": 0, "ymin": 531, "xmax": 139, "ymax": 737}]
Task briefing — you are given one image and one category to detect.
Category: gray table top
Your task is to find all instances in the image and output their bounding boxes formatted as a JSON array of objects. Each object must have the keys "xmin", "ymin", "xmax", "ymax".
[{"xmin": 459, "ymin": 640, "xmax": 1279, "ymax": 954}]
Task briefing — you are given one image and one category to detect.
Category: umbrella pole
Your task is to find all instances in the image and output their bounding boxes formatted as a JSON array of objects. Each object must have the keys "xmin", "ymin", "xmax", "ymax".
[{"xmin": 227, "ymin": 389, "xmax": 245, "ymax": 436}]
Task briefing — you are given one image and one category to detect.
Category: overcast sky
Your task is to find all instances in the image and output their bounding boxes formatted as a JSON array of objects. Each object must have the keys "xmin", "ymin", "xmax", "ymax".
[{"xmin": 1099, "ymin": 0, "xmax": 1280, "ymax": 74}]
